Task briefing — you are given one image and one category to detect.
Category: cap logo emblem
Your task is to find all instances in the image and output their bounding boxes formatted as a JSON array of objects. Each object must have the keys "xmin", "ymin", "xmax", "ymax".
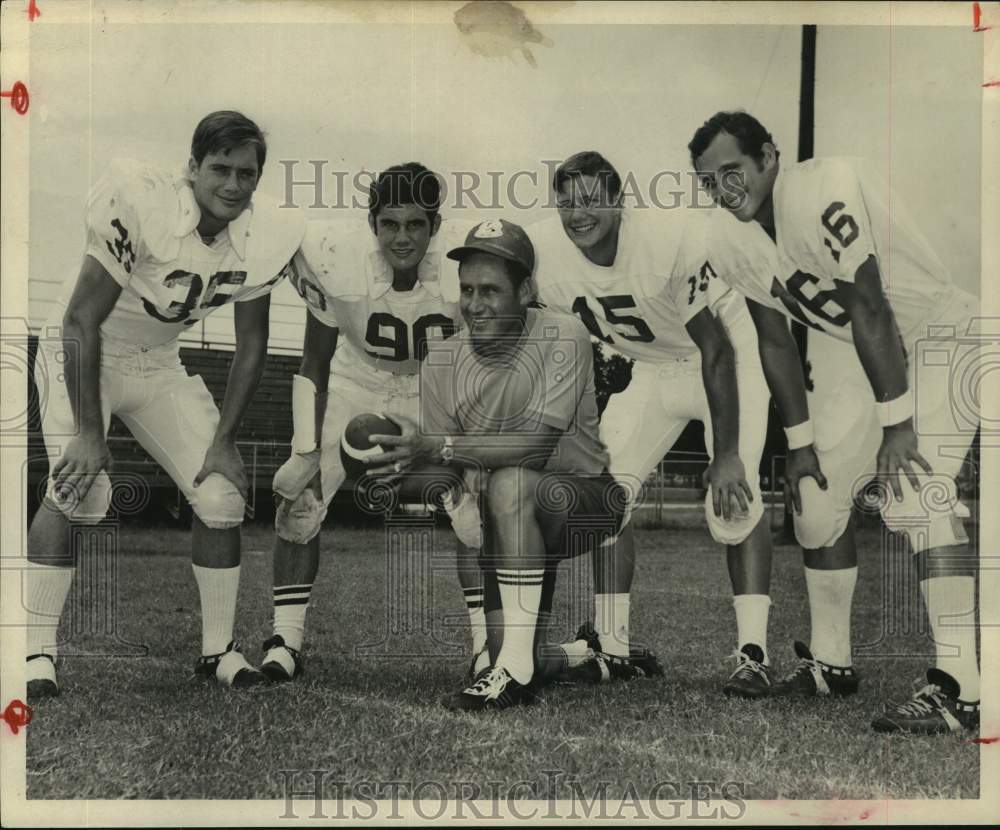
[{"xmin": 474, "ymin": 220, "xmax": 504, "ymax": 239}]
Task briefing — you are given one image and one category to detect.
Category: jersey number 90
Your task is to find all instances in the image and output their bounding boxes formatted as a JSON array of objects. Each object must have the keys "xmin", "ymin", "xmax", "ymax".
[{"xmin": 365, "ymin": 313, "xmax": 457, "ymax": 362}]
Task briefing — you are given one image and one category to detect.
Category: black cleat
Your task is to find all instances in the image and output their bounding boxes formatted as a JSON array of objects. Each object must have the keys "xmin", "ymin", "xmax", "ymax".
[
  {"xmin": 872, "ymin": 669, "xmax": 980, "ymax": 735},
  {"xmin": 26, "ymin": 653, "xmax": 59, "ymax": 700},
  {"xmin": 260, "ymin": 635, "xmax": 305, "ymax": 683},
  {"xmin": 573, "ymin": 621, "xmax": 601, "ymax": 651},
  {"xmin": 723, "ymin": 644, "xmax": 771, "ymax": 699},
  {"xmin": 770, "ymin": 640, "xmax": 859, "ymax": 698},
  {"xmin": 443, "ymin": 666, "xmax": 537, "ymax": 712},
  {"xmin": 623, "ymin": 643, "xmax": 666, "ymax": 679},
  {"xmin": 194, "ymin": 641, "xmax": 266, "ymax": 689},
  {"xmin": 563, "ymin": 621, "xmax": 665, "ymax": 682},
  {"xmin": 465, "ymin": 644, "xmax": 491, "ymax": 685},
  {"xmin": 559, "ymin": 647, "xmax": 665, "ymax": 684}
]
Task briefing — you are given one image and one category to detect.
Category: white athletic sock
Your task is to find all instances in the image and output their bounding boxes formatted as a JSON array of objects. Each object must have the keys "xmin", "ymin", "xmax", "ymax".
[
  {"xmin": 559, "ymin": 639, "xmax": 593, "ymax": 668},
  {"xmin": 805, "ymin": 566, "xmax": 857, "ymax": 667},
  {"xmin": 26, "ymin": 563, "xmax": 74, "ymax": 659},
  {"xmin": 273, "ymin": 583, "xmax": 313, "ymax": 652},
  {"xmin": 463, "ymin": 585, "xmax": 488, "ymax": 656},
  {"xmin": 921, "ymin": 575, "xmax": 980, "ymax": 700},
  {"xmin": 192, "ymin": 564, "xmax": 240, "ymax": 656},
  {"xmin": 733, "ymin": 594, "xmax": 771, "ymax": 664},
  {"xmin": 495, "ymin": 568, "xmax": 544, "ymax": 684},
  {"xmin": 595, "ymin": 593, "xmax": 630, "ymax": 657}
]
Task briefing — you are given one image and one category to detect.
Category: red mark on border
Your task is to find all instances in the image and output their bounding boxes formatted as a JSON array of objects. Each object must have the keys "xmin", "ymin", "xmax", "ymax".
[
  {"xmin": 984, "ymin": 81, "xmax": 1000, "ymax": 88},
  {"xmin": 973, "ymin": 2, "xmax": 990, "ymax": 31},
  {"xmin": 28, "ymin": 0, "xmax": 41, "ymax": 22},
  {"xmin": 2, "ymin": 700, "xmax": 33, "ymax": 735},
  {"xmin": 0, "ymin": 82, "xmax": 30, "ymax": 115},
  {"xmin": 969, "ymin": 735, "xmax": 1000, "ymax": 744},
  {"xmin": 859, "ymin": 810, "xmax": 873, "ymax": 820}
]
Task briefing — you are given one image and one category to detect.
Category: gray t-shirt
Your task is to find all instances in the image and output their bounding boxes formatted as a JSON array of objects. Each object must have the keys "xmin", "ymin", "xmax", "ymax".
[{"xmin": 419, "ymin": 308, "xmax": 609, "ymax": 475}]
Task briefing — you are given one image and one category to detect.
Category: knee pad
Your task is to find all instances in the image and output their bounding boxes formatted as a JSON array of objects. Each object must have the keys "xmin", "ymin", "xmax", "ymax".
[
  {"xmin": 881, "ymin": 476, "xmax": 968, "ymax": 553},
  {"xmin": 47, "ymin": 471, "xmax": 113, "ymax": 523},
  {"xmin": 704, "ymin": 489, "xmax": 765, "ymax": 546},
  {"xmin": 189, "ymin": 473, "xmax": 245, "ymax": 529},
  {"xmin": 272, "ymin": 451, "xmax": 321, "ymax": 501},
  {"xmin": 791, "ymin": 476, "xmax": 852, "ymax": 551},
  {"xmin": 275, "ymin": 489, "xmax": 327, "ymax": 545},
  {"xmin": 442, "ymin": 490, "xmax": 483, "ymax": 549}
]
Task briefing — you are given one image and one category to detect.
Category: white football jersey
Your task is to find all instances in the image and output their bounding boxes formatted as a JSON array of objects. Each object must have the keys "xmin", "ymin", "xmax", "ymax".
[
  {"xmin": 712, "ymin": 157, "xmax": 958, "ymax": 344},
  {"xmin": 531, "ymin": 208, "xmax": 744, "ymax": 363},
  {"xmin": 56, "ymin": 159, "xmax": 304, "ymax": 347},
  {"xmin": 288, "ymin": 218, "xmax": 467, "ymax": 385}
]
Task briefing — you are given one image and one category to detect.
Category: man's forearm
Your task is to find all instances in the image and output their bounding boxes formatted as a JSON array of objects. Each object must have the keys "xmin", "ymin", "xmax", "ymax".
[
  {"xmin": 851, "ymin": 305, "xmax": 909, "ymax": 403},
  {"xmin": 297, "ymin": 356, "xmax": 331, "ymax": 447},
  {"xmin": 701, "ymin": 344, "xmax": 739, "ymax": 457},
  {"xmin": 214, "ymin": 345, "xmax": 267, "ymax": 442},
  {"xmin": 299, "ymin": 346, "xmax": 332, "ymax": 395},
  {"xmin": 758, "ymin": 339, "xmax": 810, "ymax": 429},
  {"xmin": 449, "ymin": 432, "xmax": 559, "ymax": 472},
  {"xmin": 296, "ymin": 319, "xmax": 337, "ymax": 447},
  {"xmin": 62, "ymin": 316, "xmax": 105, "ymax": 438}
]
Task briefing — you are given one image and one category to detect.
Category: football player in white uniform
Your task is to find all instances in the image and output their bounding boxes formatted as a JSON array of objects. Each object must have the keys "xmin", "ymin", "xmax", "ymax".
[
  {"xmin": 690, "ymin": 111, "xmax": 981, "ymax": 734},
  {"xmin": 530, "ymin": 152, "xmax": 776, "ymax": 698},
  {"xmin": 262, "ymin": 163, "xmax": 485, "ymax": 681},
  {"xmin": 26, "ymin": 111, "xmax": 305, "ymax": 696}
]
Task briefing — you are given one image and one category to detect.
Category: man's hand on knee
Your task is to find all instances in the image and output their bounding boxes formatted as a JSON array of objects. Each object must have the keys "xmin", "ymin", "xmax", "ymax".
[
  {"xmin": 273, "ymin": 449, "xmax": 322, "ymax": 501},
  {"xmin": 194, "ymin": 440, "xmax": 249, "ymax": 501},
  {"xmin": 51, "ymin": 435, "xmax": 113, "ymax": 505}
]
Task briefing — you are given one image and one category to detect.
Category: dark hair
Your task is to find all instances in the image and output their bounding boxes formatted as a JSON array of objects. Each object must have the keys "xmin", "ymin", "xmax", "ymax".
[
  {"xmin": 504, "ymin": 259, "xmax": 532, "ymax": 290},
  {"xmin": 553, "ymin": 151, "xmax": 622, "ymax": 202},
  {"xmin": 688, "ymin": 110, "xmax": 781, "ymax": 166},
  {"xmin": 687, "ymin": 110, "xmax": 780, "ymax": 166},
  {"xmin": 190, "ymin": 110, "xmax": 267, "ymax": 171},
  {"xmin": 369, "ymin": 162, "xmax": 441, "ymax": 221}
]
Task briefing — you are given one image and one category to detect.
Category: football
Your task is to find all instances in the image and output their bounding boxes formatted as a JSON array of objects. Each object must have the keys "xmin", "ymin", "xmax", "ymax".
[{"xmin": 339, "ymin": 412, "xmax": 403, "ymax": 480}]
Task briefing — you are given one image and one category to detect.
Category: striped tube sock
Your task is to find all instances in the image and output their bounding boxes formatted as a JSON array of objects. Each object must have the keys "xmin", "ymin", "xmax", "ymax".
[
  {"xmin": 463, "ymin": 585, "xmax": 488, "ymax": 656},
  {"xmin": 273, "ymin": 583, "xmax": 313, "ymax": 652},
  {"xmin": 495, "ymin": 568, "xmax": 545, "ymax": 684}
]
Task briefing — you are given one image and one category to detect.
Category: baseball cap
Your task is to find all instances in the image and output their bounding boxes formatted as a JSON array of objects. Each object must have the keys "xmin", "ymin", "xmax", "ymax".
[{"xmin": 446, "ymin": 219, "xmax": 535, "ymax": 274}]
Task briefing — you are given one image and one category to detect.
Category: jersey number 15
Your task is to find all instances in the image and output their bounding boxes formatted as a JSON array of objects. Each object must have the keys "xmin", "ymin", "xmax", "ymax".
[{"xmin": 570, "ymin": 294, "xmax": 654, "ymax": 344}]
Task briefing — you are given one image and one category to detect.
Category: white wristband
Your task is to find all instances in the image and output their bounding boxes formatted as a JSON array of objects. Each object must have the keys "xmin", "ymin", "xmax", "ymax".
[
  {"xmin": 291, "ymin": 374, "xmax": 318, "ymax": 454},
  {"xmin": 876, "ymin": 388, "xmax": 914, "ymax": 428},
  {"xmin": 784, "ymin": 420, "xmax": 815, "ymax": 451}
]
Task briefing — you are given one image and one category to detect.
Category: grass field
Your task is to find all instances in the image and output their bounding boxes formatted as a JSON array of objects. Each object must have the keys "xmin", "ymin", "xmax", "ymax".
[{"xmin": 25, "ymin": 518, "xmax": 980, "ymax": 802}]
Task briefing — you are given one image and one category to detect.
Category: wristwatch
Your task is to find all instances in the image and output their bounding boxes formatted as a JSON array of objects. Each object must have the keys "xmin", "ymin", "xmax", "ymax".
[{"xmin": 440, "ymin": 435, "xmax": 455, "ymax": 465}]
